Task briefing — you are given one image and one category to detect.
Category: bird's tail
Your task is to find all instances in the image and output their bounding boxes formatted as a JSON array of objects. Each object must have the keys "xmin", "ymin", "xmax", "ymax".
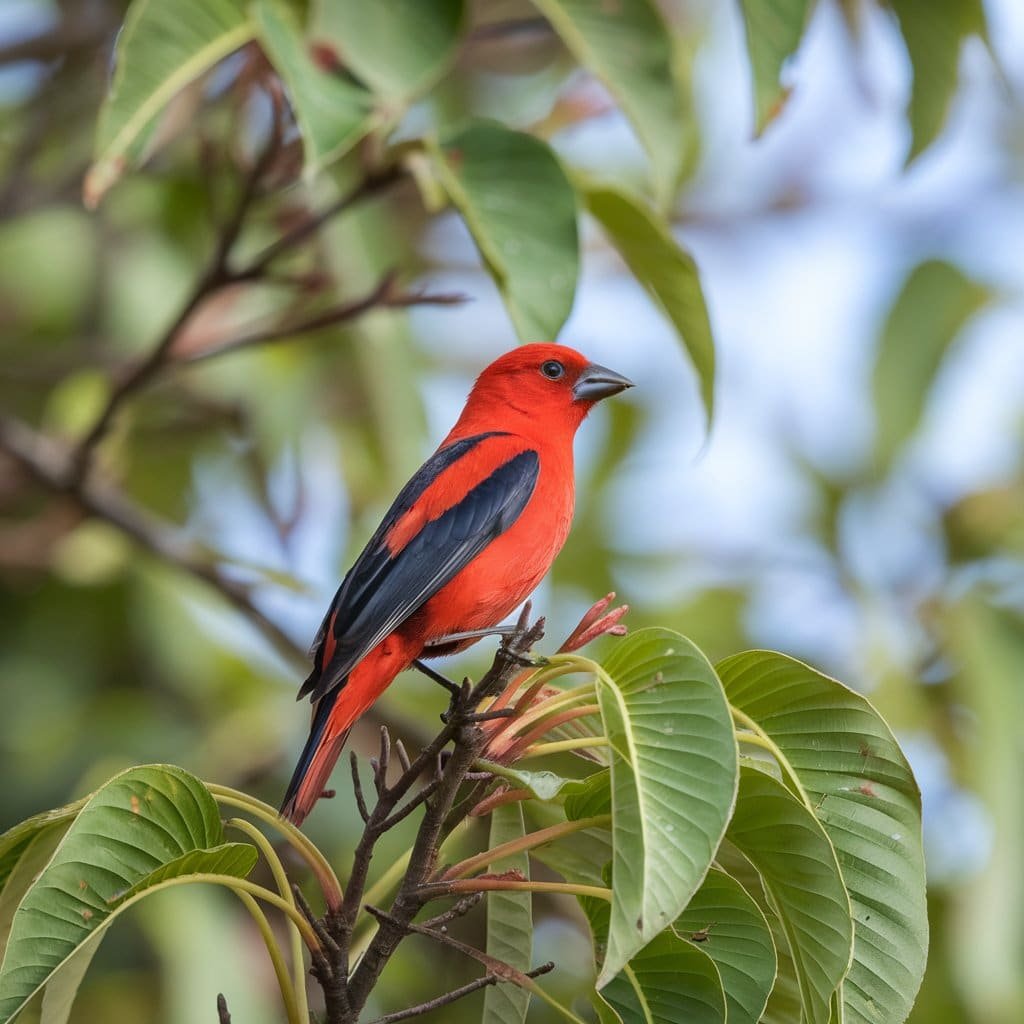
[
  {"xmin": 280, "ymin": 687, "xmax": 348, "ymax": 826},
  {"xmin": 280, "ymin": 637, "xmax": 416, "ymax": 826}
]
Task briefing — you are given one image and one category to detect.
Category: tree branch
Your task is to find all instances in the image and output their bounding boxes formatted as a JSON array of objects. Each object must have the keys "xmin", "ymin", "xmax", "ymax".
[
  {"xmin": 68, "ymin": 156, "xmax": 406, "ymax": 483},
  {"xmin": 70, "ymin": 135, "xmax": 281, "ymax": 483},
  {"xmin": 178, "ymin": 272, "xmax": 464, "ymax": 366},
  {"xmin": 0, "ymin": 414, "xmax": 306, "ymax": 668}
]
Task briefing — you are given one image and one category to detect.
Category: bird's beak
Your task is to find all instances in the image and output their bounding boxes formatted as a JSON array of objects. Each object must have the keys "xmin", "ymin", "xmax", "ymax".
[{"xmin": 573, "ymin": 362, "xmax": 635, "ymax": 402}]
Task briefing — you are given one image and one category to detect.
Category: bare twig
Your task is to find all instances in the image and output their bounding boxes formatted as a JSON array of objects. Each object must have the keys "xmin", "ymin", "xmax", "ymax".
[
  {"xmin": 176, "ymin": 273, "xmax": 465, "ymax": 366},
  {"xmin": 70, "ymin": 136, "xmax": 280, "ymax": 483},
  {"xmin": 0, "ymin": 415, "xmax": 305, "ymax": 667},
  {"xmin": 350, "ymin": 753, "xmax": 371, "ymax": 824},
  {"xmin": 363, "ymin": 974, "xmax": 500, "ymax": 1024}
]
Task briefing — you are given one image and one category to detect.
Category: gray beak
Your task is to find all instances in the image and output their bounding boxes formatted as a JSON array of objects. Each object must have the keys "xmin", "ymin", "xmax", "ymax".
[{"xmin": 573, "ymin": 362, "xmax": 635, "ymax": 402}]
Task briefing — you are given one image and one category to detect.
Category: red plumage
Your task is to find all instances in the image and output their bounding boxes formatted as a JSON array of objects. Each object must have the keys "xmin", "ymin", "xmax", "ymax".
[{"xmin": 280, "ymin": 343, "xmax": 632, "ymax": 825}]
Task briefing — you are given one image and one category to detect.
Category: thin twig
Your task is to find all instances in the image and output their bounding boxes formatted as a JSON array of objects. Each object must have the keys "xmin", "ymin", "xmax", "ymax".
[
  {"xmin": 216, "ymin": 993, "xmax": 232, "ymax": 1024},
  {"xmin": 350, "ymin": 753, "xmax": 370, "ymax": 824},
  {"xmin": 0, "ymin": 415, "xmax": 305, "ymax": 667},
  {"xmin": 176, "ymin": 273, "xmax": 465, "ymax": 366},
  {"xmin": 364, "ymin": 975, "xmax": 499, "ymax": 1024},
  {"xmin": 71, "ymin": 136, "xmax": 279, "ymax": 481}
]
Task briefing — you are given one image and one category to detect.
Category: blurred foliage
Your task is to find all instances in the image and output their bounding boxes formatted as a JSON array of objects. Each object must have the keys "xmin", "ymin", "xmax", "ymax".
[{"xmin": 0, "ymin": 0, "xmax": 1020, "ymax": 1022}]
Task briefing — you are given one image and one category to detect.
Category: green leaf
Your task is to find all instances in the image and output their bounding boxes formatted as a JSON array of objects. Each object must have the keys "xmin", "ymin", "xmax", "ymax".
[
  {"xmin": 0, "ymin": 765, "xmax": 258, "ymax": 1023},
  {"xmin": 313, "ymin": 0, "xmax": 466, "ymax": 101},
  {"xmin": 593, "ymin": 628, "xmax": 738, "ymax": 986},
  {"xmin": 533, "ymin": 0, "xmax": 694, "ymax": 206},
  {"xmin": 675, "ymin": 868, "xmax": 777, "ymax": 1024},
  {"xmin": 86, "ymin": 0, "xmax": 254, "ymax": 206},
  {"xmin": 483, "ymin": 803, "xmax": 532, "ymax": 1024},
  {"xmin": 583, "ymin": 184, "xmax": 715, "ymax": 428},
  {"xmin": 872, "ymin": 259, "xmax": 988, "ymax": 473},
  {"xmin": 596, "ymin": 926, "xmax": 726, "ymax": 1024},
  {"xmin": 737, "ymin": 0, "xmax": 812, "ymax": 133},
  {"xmin": 431, "ymin": 121, "xmax": 579, "ymax": 342},
  {"xmin": 725, "ymin": 765, "xmax": 853, "ymax": 1024},
  {"xmin": 719, "ymin": 651, "xmax": 928, "ymax": 1024},
  {"xmin": 253, "ymin": 0, "xmax": 375, "ymax": 173},
  {"xmin": 0, "ymin": 801, "xmax": 86, "ymax": 894},
  {"xmin": 890, "ymin": 0, "xmax": 988, "ymax": 162},
  {"xmin": 0, "ymin": 826, "xmax": 73, "ymax": 964}
]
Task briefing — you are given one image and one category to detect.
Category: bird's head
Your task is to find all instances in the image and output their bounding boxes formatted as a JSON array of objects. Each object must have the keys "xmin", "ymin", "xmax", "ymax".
[{"xmin": 462, "ymin": 343, "xmax": 634, "ymax": 435}]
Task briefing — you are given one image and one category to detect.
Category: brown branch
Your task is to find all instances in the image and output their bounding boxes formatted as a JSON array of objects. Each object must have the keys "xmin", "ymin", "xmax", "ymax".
[
  {"xmin": 0, "ymin": 414, "xmax": 306, "ymax": 668},
  {"xmin": 364, "ymin": 975, "xmax": 499, "ymax": 1024},
  {"xmin": 176, "ymin": 274, "xmax": 465, "ymax": 366},
  {"xmin": 68, "ymin": 157, "xmax": 406, "ymax": 483},
  {"xmin": 364, "ymin": 959, "xmax": 554, "ymax": 1024},
  {"xmin": 232, "ymin": 164, "xmax": 405, "ymax": 282},
  {"xmin": 341, "ymin": 612, "xmax": 546, "ymax": 1019},
  {"xmin": 69, "ymin": 137, "xmax": 280, "ymax": 483}
]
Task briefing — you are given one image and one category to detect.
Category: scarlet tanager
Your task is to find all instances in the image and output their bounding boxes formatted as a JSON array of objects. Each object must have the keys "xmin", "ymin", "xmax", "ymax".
[{"xmin": 280, "ymin": 344, "xmax": 633, "ymax": 825}]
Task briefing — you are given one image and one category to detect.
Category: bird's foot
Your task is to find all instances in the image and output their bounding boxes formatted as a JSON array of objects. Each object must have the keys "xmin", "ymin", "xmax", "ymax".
[
  {"xmin": 412, "ymin": 658, "xmax": 461, "ymax": 698},
  {"xmin": 423, "ymin": 623, "xmax": 519, "ymax": 649}
]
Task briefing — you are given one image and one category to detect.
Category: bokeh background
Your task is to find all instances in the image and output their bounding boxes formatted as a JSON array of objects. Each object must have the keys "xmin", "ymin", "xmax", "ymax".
[{"xmin": 1, "ymin": 1, "xmax": 1022, "ymax": 1022}]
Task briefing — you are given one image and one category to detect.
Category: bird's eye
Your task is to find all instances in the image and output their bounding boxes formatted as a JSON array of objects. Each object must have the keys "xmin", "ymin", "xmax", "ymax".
[{"xmin": 540, "ymin": 360, "xmax": 565, "ymax": 380}]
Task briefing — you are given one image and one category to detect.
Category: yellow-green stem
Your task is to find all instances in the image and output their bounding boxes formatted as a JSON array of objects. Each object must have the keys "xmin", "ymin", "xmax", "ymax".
[
  {"xmin": 187, "ymin": 874, "xmax": 321, "ymax": 951},
  {"xmin": 234, "ymin": 889, "xmax": 303, "ymax": 1024},
  {"xmin": 730, "ymin": 706, "xmax": 815, "ymax": 812},
  {"xmin": 228, "ymin": 818, "xmax": 310, "ymax": 1023},
  {"xmin": 445, "ymin": 878, "xmax": 612, "ymax": 901},
  {"xmin": 444, "ymin": 814, "xmax": 610, "ymax": 880},
  {"xmin": 207, "ymin": 783, "xmax": 343, "ymax": 910},
  {"xmin": 519, "ymin": 736, "xmax": 610, "ymax": 759}
]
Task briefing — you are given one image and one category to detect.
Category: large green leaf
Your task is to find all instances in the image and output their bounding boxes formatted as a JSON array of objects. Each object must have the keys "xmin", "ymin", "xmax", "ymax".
[
  {"xmin": 0, "ymin": 827, "xmax": 72, "ymax": 965},
  {"xmin": 725, "ymin": 767, "xmax": 852, "ymax": 1024},
  {"xmin": 713, "ymin": 841, "xmax": 804, "ymax": 1024},
  {"xmin": 719, "ymin": 651, "xmax": 928, "ymax": 1024},
  {"xmin": 890, "ymin": 0, "xmax": 988, "ymax": 162},
  {"xmin": 0, "ymin": 765, "xmax": 257, "ymax": 1023},
  {"xmin": 533, "ymin": 0, "xmax": 694, "ymax": 206},
  {"xmin": 737, "ymin": 0, "xmax": 812, "ymax": 133},
  {"xmin": 872, "ymin": 259, "xmax": 988, "ymax": 473},
  {"xmin": 596, "ymin": 927, "xmax": 726, "ymax": 1024},
  {"xmin": 675, "ymin": 868, "xmax": 776, "ymax": 1024},
  {"xmin": 593, "ymin": 628, "xmax": 738, "ymax": 986},
  {"xmin": 253, "ymin": 0, "xmax": 375, "ymax": 173},
  {"xmin": 314, "ymin": 0, "xmax": 466, "ymax": 101},
  {"xmin": 86, "ymin": 0, "xmax": 254, "ymax": 206},
  {"xmin": 483, "ymin": 803, "xmax": 532, "ymax": 1024},
  {"xmin": 0, "ymin": 802, "xmax": 86, "ymax": 895},
  {"xmin": 431, "ymin": 121, "xmax": 579, "ymax": 341},
  {"xmin": 584, "ymin": 184, "xmax": 715, "ymax": 432}
]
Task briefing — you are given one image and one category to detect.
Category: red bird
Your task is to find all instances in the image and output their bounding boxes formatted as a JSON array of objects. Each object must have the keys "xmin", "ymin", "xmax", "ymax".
[{"xmin": 280, "ymin": 344, "xmax": 633, "ymax": 824}]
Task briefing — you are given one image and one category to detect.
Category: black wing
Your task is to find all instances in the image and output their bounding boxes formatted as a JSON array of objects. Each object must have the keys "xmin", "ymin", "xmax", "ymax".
[{"xmin": 301, "ymin": 437, "xmax": 539, "ymax": 703}]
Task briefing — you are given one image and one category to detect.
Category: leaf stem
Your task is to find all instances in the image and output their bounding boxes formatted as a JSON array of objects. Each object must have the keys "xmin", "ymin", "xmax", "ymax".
[
  {"xmin": 234, "ymin": 890, "xmax": 303, "ymax": 1024},
  {"xmin": 157, "ymin": 873, "xmax": 323, "ymax": 951},
  {"xmin": 440, "ymin": 878, "xmax": 612, "ymax": 901},
  {"xmin": 207, "ymin": 783, "xmax": 343, "ymax": 910},
  {"xmin": 729, "ymin": 706, "xmax": 815, "ymax": 812},
  {"xmin": 518, "ymin": 736, "xmax": 611, "ymax": 759},
  {"xmin": 443, "ymin": 814, "xmax": 611, "ymax": 880},
  {"xmin": 227, "ymin": 818, "xmax": 310, "ymax": 1022}
]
